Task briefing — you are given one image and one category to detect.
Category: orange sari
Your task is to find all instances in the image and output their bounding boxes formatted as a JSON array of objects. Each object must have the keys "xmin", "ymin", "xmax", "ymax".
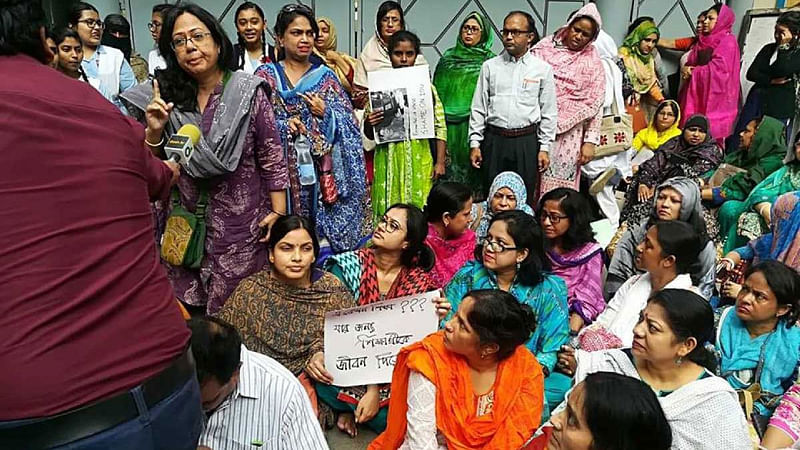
[{"xmin": 369, "ymin": 331, "xmax": 544, "ymax": 450}]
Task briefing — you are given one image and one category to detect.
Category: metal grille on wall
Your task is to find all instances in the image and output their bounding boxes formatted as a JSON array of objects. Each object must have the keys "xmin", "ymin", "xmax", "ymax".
[
  {"xmin": 400, "ymin": 0, "xmax": 587, "ymax": 59},
  {"xmin": 631, "ymin": 0, "xmax": 720, "ymax": 33}
]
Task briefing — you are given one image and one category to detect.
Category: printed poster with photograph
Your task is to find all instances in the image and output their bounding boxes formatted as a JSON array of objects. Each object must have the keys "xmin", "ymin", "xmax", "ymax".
[{"xmin": 367, "ymin": 65, "xmax": 435, "ymax": 144}]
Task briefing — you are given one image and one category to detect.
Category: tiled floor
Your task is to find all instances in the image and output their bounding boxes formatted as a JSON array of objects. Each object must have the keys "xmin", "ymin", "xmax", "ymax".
[{"xmin": 324, "ymin": 427, "xmax": 377, "ymax": 449}]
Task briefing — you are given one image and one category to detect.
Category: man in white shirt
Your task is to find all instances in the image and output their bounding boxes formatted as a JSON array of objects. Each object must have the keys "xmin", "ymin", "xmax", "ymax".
[
  {"xmin": 147, "ymin": 4, "xmax": 169, "ymax": 76},
  {"xmin": 189, "ymin": 317, "xmax": 328, "ymax": 450},
  {"xmin": 571, "ymin": 220, "xmax": 703, "ymax": 353},
  {"xmin": 468, "ymin": 11, "xmax": 557, "ymax": 206}
]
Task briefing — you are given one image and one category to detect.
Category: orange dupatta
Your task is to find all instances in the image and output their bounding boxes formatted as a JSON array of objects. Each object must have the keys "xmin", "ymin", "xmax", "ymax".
[{"xmin": 369, "ymin": 331, "xmax": 544, "ymax": 450}]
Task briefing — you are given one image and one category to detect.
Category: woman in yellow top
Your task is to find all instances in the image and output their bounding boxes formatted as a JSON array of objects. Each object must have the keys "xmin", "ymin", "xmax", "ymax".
[
  {"xmin": 620, "ymin": 19, "xmax": 665, "ymax": 133},
  {"xmin": 631, "ymin": 99, "xmax": 681, "ymax": 167}
]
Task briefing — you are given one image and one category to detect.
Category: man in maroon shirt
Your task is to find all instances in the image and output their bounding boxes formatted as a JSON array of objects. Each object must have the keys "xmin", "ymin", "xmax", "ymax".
[{"xmin": 0, "ymin": 1, "xmax": 202, "ymax": 448}]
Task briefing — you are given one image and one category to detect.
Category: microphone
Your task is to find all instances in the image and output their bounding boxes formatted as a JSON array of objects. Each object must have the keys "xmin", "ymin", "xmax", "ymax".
[{"xmin": 163, "ymin": 124, "xmax": 201, "ymax": 166}]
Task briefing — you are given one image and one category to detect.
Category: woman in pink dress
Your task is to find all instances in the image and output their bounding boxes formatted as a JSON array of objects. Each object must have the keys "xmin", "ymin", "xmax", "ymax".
[
  {"xmin": 678, "ymin": 4, "xmax": 741, "ymax": 145},
  {"xmin": 531, "ymin": 3, "xmax": 605, "ymax": 198}
]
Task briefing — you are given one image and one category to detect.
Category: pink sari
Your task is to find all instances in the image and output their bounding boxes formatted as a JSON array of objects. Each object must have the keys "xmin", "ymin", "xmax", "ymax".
[
  {"xmin": 425, "ymin": 223, "xmax": 476, "ymax": 288},
  {"xmin": 531, "ymin": 3, "xmax": 605, "ymax": 198},
  {"xmin": 679, "ymin": 5, "xmax": 741, "ymax": 142}
]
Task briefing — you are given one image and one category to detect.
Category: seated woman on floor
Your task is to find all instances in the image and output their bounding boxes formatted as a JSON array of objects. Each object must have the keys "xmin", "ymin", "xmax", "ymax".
[
  {"xmin": 443, "ymin": 210, "xmax": 569, "ymax": 415},
  {"xmin": 369, "ymin": 289, "xmax": 544, "ymax": 450},
  {"xmin": 557, "ymin": 289, "xmax": 752, "ymax": 449},
  {"xmin": 621, "ymin": 114, "xmax": 722, "ymax": 227},
  {"xmin": 719, "ymin": 191, "xmax": 800, "ymax": 301},
  {"xmin": 531, "ymin": 372, "xmax": 672, "ymax": 450},
  {"xmin": 539, "ymin": 188, "xmax": 605, "ymax": 334},
  {"xmin": 717, "ymin": 131, "xmax": 800, "ymax": 253},
  {"xmin": 630, "ymin": 99, "xmax": 681, "ymax": 160},
  {"xmin": 608, "ymin": 177, "xmax": 715, "ymax": 300},
  {"xmin": 715, "ymin": 260, "xmax": 800, "ymax": 424},
  {"xmin": 424, "ymin": 181, "xmax": 476, "ymax": 288},
  {"xmin": 216, "ymin": 216, "xmax": 355, "ymax": 416},
  {"xmin": 470, "ymin": 171, "xmax": 535, "ymax": 243},
  {"xmin": 701, "ymin": 116, "xmax": 785, "ymax": 209},
  {"xmin": 320, "ymin": 204, "xmax": 444, "ymax": 436}
]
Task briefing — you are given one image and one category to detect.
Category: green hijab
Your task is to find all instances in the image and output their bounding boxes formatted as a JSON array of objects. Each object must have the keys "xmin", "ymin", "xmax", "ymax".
[
  {"xmin": 621, "ymin": 20, "xmax": 659, "ymax": 64},
  {"xmin": 722, "ymin": 116, "xmax": 787, "ymax": 199},
  {"xmin": 433, "ymin": 12, "xmax": 495, "ymax": 121}
]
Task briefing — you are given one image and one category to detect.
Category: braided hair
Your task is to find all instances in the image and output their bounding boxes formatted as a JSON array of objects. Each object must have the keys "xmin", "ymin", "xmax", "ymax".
[
  {"xmin": 234, "ymin": 2, "xmax": 267, "ymax": 70},
  {"xmin": 53, "ymin": 27, "xmax": 90, "ymax": 83}
]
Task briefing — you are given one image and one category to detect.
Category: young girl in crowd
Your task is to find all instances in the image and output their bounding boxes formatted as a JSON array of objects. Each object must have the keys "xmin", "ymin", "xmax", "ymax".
[
  {"xmin": 365, "ymin": 30, "xmax": 447, "ymax": 223},
  {"xmin": 68, "ymin": 2, "xmax": 135, "ymax": 109},
  {"xmin": 52, "ymin": 28, "xmax": 89, "ymax": 82},
  {"xmin": 255, "ymin": 5, "xmax": 366, "ymax": 254},
  {"xmin": 424, "ymin": 182, "xmax": 476, "ymax": 288},
  {"xmin": 231, "ymin": 2, "xmax": 270, "ymax": 73},
  {"xmin": 532, "ymin": 3, "xmax": 605, "ymax": 197},
  {"xmin": 539, "ymin": 188, "xmax": 604, "ymax": 334},
  {"xmin": 371, "ymin": 290, "xmax": 544, "ymax": 449},
  {"xmin": 558, "ymin": 290, "xmax": 752, "ymax": 449}
]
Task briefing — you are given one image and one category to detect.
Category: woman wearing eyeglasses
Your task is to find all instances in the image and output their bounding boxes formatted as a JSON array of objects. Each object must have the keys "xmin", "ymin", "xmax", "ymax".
[
  {"xmin": 432, "ymin": 12, "xmax": 494, "ymax": 197},
  {"xmin": 321, "ymin": 204, "xmax": 441, "ymax": 437},
  {"xmin": 352, "ymin": 1, "xmax": 427, "ymax": 110},
  {"xmin": 68, "ymin": 2, "xmax": 136, "ymax": 110},
  {"xmin": 539, "ymin": 188, "xmax": 604, "ymax": 335},
  {"xmin": 254, "ymin": 5, "xmax": 367, "ymax": 254},
  {"xmin": 443, "ymin": 209, "xmax": 569, "ymax": 416},
  {"xmin": 147, "ymin": 4, "xmax": 171, "ymax": 76},
  {"xmin": 120, "ymin": 4, "xmax": 288, "ymax": 315}
]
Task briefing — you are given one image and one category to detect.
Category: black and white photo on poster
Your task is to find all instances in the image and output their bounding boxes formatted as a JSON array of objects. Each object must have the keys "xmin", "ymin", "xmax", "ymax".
[
  {"xmin": 369, "ymin": 88, "xmax": 408, "ymax": 143},
  {"xmin": 367, "ymin": 65, "xmax": 435, "ymax": 145}
]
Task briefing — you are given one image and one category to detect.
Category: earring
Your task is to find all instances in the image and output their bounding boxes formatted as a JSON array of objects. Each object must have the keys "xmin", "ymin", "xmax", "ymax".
[
  {"xmin": 516, "ymin": 261, "xmax": 521, "ymax": 271},
  {"xmin": 480, "ymin": 352, "xmax": 487, "ymax": 360},
  {"xmin": 675, "ymin": 356, "xmax": 683, "ymax": 366}
]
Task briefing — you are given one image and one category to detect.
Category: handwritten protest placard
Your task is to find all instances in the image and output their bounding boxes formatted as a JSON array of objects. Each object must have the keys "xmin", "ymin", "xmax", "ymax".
[
  {"xmin": 324, "ymin": 290, "xmax": 440, "ymax": 386},
  {"xmin": 367, "ymin": 65, "xmax": 434, "ymax": 144}
]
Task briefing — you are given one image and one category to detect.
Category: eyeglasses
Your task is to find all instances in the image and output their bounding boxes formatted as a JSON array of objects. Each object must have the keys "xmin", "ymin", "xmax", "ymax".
[
  {"xmin": 501, "ymin": 28, "xmax": 531, "ymax": 38},
  {"xmin": 78, "ymin": 19, "xmax": 103, "ymax": 29},
  {"xmin": 378, "ymin": 215, "xmax": 403, "ymax": 234},
  {"xmin": 539, "ymin": 211, "xmax": 568, "ymax": 224},
  {"xmin": 171, "ymin": 31, "xmax": 212, "ymax": 50},
  {"xmin": 481, "ymin": 238, "xmax": 518, "ymax": 253},
  {"xmin": 147, "ymin": 22, "xmax": 162, "ymax": 32},
  {"xmin": 461, "ymin": 25, "xmax": 481, "ymax": 35}
]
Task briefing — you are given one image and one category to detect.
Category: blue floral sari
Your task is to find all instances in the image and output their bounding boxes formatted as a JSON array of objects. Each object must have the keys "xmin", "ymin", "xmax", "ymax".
[{"xmin": 256, "ymin": 62, "xmax": 366, "ymax": 252}]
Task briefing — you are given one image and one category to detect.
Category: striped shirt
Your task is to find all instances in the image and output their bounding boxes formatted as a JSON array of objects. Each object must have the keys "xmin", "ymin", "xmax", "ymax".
[{"xmin": 199, "ymin": 346, "xmax": 328, "ymax": 450}]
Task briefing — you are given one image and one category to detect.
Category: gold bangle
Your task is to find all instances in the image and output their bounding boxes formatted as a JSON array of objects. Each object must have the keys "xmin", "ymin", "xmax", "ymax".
[{"xmin": 145, "ymin": 136, "xmax": 164, "ymax": 147}]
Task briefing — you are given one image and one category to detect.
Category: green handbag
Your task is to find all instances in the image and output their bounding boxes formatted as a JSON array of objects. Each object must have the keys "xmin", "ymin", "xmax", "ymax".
[{"xmin": 160, "ymin": 187, "xmax": 208, "ymax": 269}]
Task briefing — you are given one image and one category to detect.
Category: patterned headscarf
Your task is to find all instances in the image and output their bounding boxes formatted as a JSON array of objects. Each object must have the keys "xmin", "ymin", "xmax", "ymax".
[{"xmin": 472, "ymin": 172, "xmax": 534, "ymax": 241}]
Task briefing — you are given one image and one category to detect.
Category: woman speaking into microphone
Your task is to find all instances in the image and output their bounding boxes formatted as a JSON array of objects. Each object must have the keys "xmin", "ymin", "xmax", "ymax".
[{"xmin": 122, "ymin": 4, "xmax": 288, "ymax": 315}]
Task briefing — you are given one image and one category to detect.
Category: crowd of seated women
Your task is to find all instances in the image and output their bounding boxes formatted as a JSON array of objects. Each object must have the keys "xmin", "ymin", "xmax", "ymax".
[{"xmin": 38, "ymin": 0, "xmax": 800, "ymax": 448}]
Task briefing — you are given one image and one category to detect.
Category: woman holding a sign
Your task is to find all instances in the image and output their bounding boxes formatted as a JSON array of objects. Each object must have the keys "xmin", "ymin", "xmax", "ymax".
[
  {"xmin": 255, "ymin": 5, "xmax": 367, "ymax": 253},
  {"xmin": 370, "ymin": 289, "xmax": 544, "ymax": 449},
  {"xmin": 320, "ymin": 203, "xmax": 439, "ymax": 436},
  {"xmin": 364, "ymin": 31, "xmax": 448, "ymax": 224},
  {"xmin": 215, "ymin": 215, "xmax": 355, "ymax": 415},
  {"xmin": 444, "ymin": 210, "xmax": 570, "ymax": 416}
]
